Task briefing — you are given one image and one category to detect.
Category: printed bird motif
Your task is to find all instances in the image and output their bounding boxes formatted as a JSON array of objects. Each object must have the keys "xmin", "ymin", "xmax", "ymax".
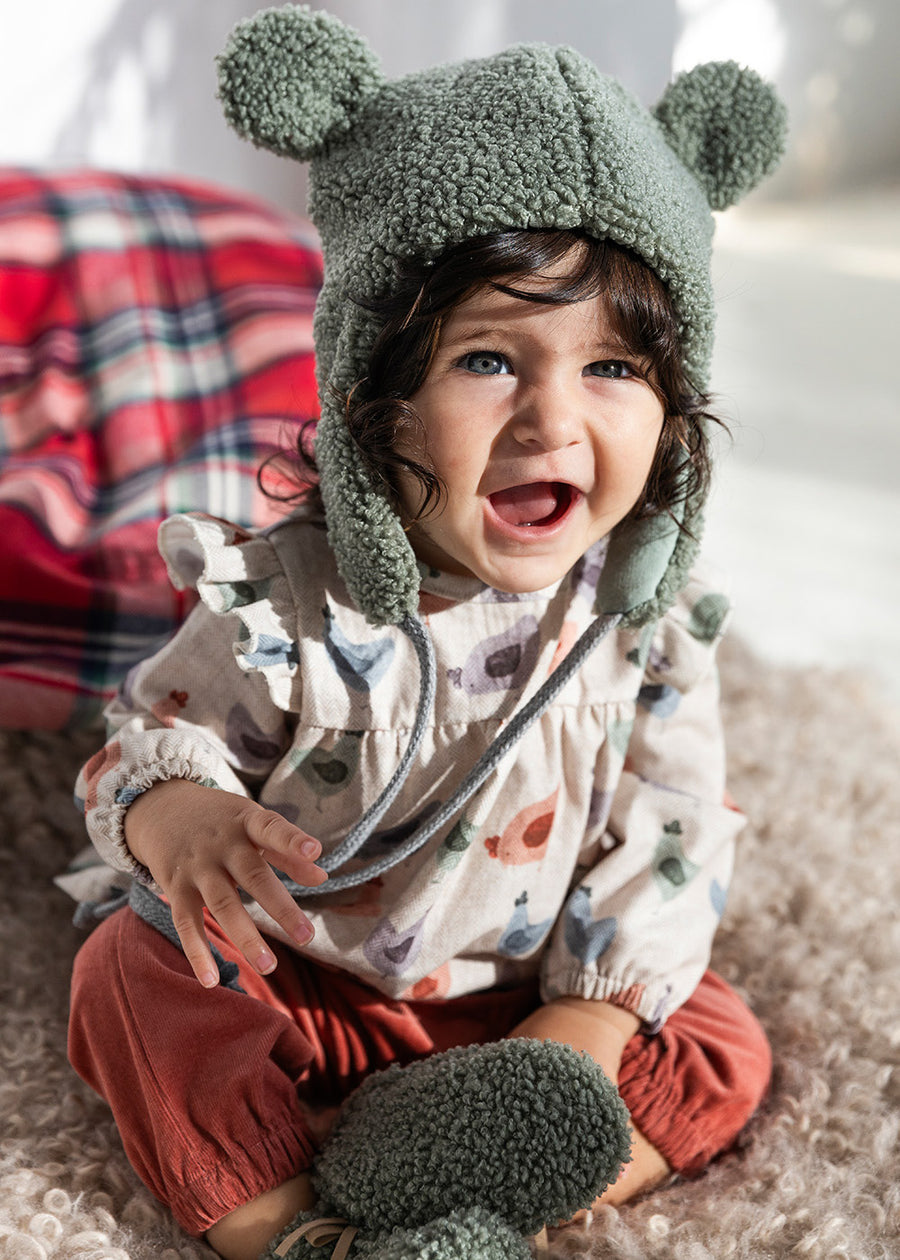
[
  {"xmin": 435, "ymin": 816, "xmax": 477, "ymax": 876},
  {"xmin": 210, "ymin": 577, "xmax": 272, "ymax": 612},
  {"xmin": 570, "ymin": 540, "xmax": 608, "ymax": 602},
  {"xmin": 710, "ymin": 877, "xmax": 729, "ymax": 918},
  {"xmin": 240, "ymin": 634, "xmax": 299, "ymax": 670},
  {"xmin": 688, "ymin": 593, "xmax": 730, "ymax": 643},
  {"xmin": 625, "ymin": 622, "xmax": 656, "ymax": 669},
  {"xmin": 563, "ymin": 887, "xmax": 617, "ymax": 966},
  {"xmin": 608, "ymin": 716, "xmax": 635, "ymax": 758},
  {"xmin": 170, "ymin": 546, "xmax": 204, "ymax": 587},
  {"xmin": 150, "ymin": 688, "xmax": 189, "ymax": 729},
  {"xmin": 114, "ymin": 785, "xmax": 144, "ymax": 807},
  {"xmin": 497, "ymin": 892, "xmax": 555, "ymax": 957},
  {"xmin": 322, "ymin": 606, "xmax": 395, "ymax": 692},
  {"xmin": 723, "ymin": 789, "xmax": 744, "ymax": 814},
  {"xmin": 587, "ymin": 786, "xmax": 614, "ymax": 834},
  {"xmin": 226, "ymin": 702, "xmax": 283, "ymax": 768},
  {"xmin": 652, "ymin": 820, "xmax": 700, "ymax": 900},
  {"xmin": 637, "ymin": 683, "xmax": 681, "ymax": 717},
  {"xmin": 447, "ymin": 616, "xmax": 540, "ymax": 694},
  {"xmin": 220, "ymin": 521, "xmax": 255, "ymax": 545},
  {"xmin": 484, "ymin": 790, "xmax": 558, "ymax": 865},
  {"xmin": 355, "ymin": 800, "xmax": 442, "ymax": 861},
  {"xmin": 363, "ymin": 911, "xmax": 429, "ymax": 976},
  {"xmin": 79, "ymin": 741, "xmax": 122, "ymax": 813},
  {"xmin": 647, "ymin": 644, "xmax": 673, "ymax": 674},
  {"xmin": 644, "ymin": 984, "xmax": 673, "ymax": 1036},
  {"xmin": 289, "ymin": 731, "xmax": 364, "ymax": 799},
  {"xmin": 478, "ymin": 588, "xmax": 523, "ymax": 604},
  {"xmin": 402, "ymin": 962, "xmax": 452, "ymax": 1001},
  {"xmin": 547, "ymin": 620, "xmax": 578, "ymax": 677}
]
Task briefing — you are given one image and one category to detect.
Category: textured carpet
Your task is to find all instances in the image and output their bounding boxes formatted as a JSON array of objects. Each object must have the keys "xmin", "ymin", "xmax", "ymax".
[{"xmin": 1, "ymin": 638, "xmax": 898, "ymax": 1260}]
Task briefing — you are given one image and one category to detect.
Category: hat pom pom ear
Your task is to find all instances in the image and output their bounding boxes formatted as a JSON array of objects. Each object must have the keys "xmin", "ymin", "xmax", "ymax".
[
  {"xmin": 217, "ymin": 4, "xmax": 384, "ymax": 162},
  {"xmin": 653, "ymin": 61, "xmax": 787, "ymax": 210}
]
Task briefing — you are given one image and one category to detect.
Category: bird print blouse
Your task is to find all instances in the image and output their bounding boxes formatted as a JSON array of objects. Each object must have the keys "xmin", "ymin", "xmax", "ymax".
[{"xmin": 77, "ymin": 510, "xmax": 743, "ymax": 1029}]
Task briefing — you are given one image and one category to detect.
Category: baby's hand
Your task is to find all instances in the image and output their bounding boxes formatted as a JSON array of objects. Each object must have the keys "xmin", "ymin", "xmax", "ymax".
[{"xmin": 123, "ymin": 779, "xmax": 328, "ymax": 987}]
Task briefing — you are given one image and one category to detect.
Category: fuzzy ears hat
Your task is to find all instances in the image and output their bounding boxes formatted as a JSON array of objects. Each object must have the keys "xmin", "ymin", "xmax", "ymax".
[{"xmin": 218, "ymin": 6, "xmax": 786, "ymax": 628}]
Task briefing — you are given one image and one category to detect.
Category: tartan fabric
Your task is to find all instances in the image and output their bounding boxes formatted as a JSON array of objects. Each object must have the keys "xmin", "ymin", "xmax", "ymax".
[{"xmin": 0, "ymin": 169, "xmax": 322, "ymax": 731}]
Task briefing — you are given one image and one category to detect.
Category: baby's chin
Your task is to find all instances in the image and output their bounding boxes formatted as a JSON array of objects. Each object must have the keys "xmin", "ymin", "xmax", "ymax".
[
  {"xmin": 451, "ymin": 553, "xmax": 581, "ymax": 596},
  {"xmin": 481, "ymin": 569, "xmax": 574, "ymax": 596}
]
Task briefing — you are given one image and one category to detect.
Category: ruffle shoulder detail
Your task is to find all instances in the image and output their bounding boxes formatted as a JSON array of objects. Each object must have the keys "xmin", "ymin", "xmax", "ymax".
[
  {"xmin": 642, "ymin": 558, "xmax": 732, "ymax": 696},
  {"xmin": 158, "ymin": 512, "xmax": 301, "ymax": 711}
]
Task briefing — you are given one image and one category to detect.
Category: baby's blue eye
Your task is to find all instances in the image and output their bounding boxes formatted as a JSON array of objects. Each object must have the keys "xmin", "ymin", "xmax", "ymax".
[
  {"xmin": 461, "ymin": 351, "xmax": 510, "ymax": 375},
  {"xmin": 587, "ymin": 360, "xmax": 633, "ymax": 379}
]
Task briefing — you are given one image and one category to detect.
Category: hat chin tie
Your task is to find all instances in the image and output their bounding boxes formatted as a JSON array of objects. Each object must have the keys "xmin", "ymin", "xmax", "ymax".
[{"xmin": 274, "ymin": 1217, "xmax": 358, "ymax": 1259}]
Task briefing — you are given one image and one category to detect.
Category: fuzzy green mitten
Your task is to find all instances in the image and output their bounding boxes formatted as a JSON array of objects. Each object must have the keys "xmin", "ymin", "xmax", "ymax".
[{"xmin": 263, "ymin": 1037, "xmax": 631, "ymax": 1259}]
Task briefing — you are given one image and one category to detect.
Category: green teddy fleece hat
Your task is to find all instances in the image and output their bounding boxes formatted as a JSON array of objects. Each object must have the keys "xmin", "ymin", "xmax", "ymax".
[{"xmin": 217, "ymin": 5, "xmax": 787, "ymax": 628}]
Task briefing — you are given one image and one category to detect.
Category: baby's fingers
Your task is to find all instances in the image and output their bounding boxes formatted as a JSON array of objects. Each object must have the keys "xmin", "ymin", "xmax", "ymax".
[
  {"xmin": 200, "ymin": 872, "xmax": 285, "ymax": 977},
  {"xmin": 228, "ymin": 849, "xmax": 318, "ymax": 951},
  {"xmin": 169, "ymin": 892, "xmax": 223, "ymax": 989},
  {"xmin": 241, "ymin": 805, "xmax": 328, "ymax": 887}
]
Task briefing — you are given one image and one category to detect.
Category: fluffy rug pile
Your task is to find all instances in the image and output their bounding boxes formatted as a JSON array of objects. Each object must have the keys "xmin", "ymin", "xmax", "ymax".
[{"xmin": 1, "ymin": 638, "xmax": 898, "ymax": 1260}]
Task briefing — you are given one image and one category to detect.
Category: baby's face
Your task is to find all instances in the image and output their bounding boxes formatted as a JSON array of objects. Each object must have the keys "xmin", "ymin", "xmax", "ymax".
[{"xmin": 395, "ymin": 266, "xmax": 665, "ymax": 593}]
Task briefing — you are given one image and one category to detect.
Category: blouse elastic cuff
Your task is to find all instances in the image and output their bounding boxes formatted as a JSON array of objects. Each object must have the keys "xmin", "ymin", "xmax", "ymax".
[
  {"xmin": 88, "ymin": 756, "xmax": 234, "ymax": 882},
  {"xmin": 541, "ymin": 967, "xmax": 678, "ymax": 1031}
]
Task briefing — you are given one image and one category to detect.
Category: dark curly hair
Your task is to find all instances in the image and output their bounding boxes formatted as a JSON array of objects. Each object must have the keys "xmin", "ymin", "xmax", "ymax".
[{"xmin": 267, "ymin": 229, "xmax": 723, "ymax": 535}]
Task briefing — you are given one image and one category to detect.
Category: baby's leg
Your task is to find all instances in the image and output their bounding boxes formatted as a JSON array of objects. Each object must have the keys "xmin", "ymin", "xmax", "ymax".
[
  {"xmin": 68, "ymin": 913, "xmax": 536, "ymax": 1259},
  {"xmin": 614, "ymin": 970, "xmax": 772, "ymax": 1190},
  {"xmin": 206, "ymin": 1177, "xmax": 315, "ymax": 1260},
  {"xmin": 68, "ymin": 908, "xmax": 322, "ymax": 1243},
  {"xmin": 545, "ymin": 969, "xmax": 769, "ymax": 1233}
]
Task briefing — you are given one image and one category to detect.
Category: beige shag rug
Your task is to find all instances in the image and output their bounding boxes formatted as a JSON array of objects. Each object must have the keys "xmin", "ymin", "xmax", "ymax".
[{"xmin": 2, "ymin": 638, "xmax": 899, "ymax": 1260}]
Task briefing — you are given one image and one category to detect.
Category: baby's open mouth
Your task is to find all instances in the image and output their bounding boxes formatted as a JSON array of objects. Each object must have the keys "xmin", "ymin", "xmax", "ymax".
[{"xmin": 488, "ymin": 482, "xmax": 577, "ymax": 528}]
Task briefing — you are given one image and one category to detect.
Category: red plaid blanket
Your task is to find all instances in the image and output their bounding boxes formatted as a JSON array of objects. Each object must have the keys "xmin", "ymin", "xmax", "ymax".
[{"xmin": 0, "ymin": 170, "xmax": 322, "ymax": 730}]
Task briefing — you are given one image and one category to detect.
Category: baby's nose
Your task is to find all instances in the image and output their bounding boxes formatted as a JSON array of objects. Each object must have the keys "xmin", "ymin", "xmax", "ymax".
[{"xmin": 509, "ymin": 387, "xmax": 583, "ymax": 450}]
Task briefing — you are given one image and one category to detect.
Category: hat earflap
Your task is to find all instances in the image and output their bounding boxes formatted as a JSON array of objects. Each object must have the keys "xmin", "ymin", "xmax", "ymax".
[
  {"xmin": 216, "ymin": 3, "xmax": 384, "ymax": 162},
  {"xmin": 653, "ymin": 61, "xmax": 788, "ymax": 211}
]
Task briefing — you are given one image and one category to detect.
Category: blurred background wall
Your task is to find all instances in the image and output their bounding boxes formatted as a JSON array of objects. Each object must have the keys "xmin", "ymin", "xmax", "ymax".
[
  {"xmin": 2, "ymin": 0, "xmax": 898, "ymax": 207},
  {"xmin": 2, "ymin": 0, "xmax": 898, "ymax": 694}
]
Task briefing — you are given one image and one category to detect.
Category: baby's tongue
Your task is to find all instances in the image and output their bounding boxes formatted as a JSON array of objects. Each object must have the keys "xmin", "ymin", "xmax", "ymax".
[{"xmin": 490, "ymin": 482, "xmax": 558, "ymax": 526}]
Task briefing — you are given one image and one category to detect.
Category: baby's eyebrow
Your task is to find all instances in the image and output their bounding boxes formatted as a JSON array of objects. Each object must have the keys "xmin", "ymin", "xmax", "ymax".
[
  {"xmin": 441, "ymin": 328, "xmax": 635, "ymax": 359},
  {"xmin": 590, "ymin": 341, "xmax": 638, "ymax": 358},
  {"xmin": 439, "ymin": 323, "xmax": 506, "ymax": 347}
]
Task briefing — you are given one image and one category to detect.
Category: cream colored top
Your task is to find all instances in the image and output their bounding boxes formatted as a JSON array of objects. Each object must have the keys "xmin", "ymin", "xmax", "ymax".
[{"xmin": 76, "ymin": 511, "xmax": 743, "ymax": 1028}]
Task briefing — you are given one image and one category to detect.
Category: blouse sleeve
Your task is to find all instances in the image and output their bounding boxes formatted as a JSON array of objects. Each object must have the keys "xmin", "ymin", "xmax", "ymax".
[
  {"xmin": 74, "ymin": 514, "xmax": 302, "ymax": 881},
  {"xmin": 540, "ymin": 569, "xmax": 745, "ymax": 1030}
]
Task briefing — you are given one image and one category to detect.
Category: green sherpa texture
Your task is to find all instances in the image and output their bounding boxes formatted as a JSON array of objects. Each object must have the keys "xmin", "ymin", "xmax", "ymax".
[
  {"xmin": 653, "ymin": 59, "xmax": 789, "ymax": 212},
  {"xmin": 218, "ymin": 5, "xmax": 787, "ymax": 627},
  {"xmin": 268, "ymin": 1207, "xmax": 530, "ymax": 1260},
  {"xmin": 217, "ymin": 5, "xmax": 384, "ymax": 160},
  {"xmin": 360, "ymin": 1210, "xmax": 530, "ymax": 1260},
  {"xmin": 263, "ymin": 1039, "xmax": 631, "ymax": 1259}
]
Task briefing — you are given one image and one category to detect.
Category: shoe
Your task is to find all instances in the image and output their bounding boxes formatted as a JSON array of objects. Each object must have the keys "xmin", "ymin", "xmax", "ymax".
[
  {"xmin": 268, "ymin": 1205, "xmax": 531, "ymax": 1259},
  {"xmin": 262, "ymin": 1037, "xmax": 631, "ymax": 1258}
]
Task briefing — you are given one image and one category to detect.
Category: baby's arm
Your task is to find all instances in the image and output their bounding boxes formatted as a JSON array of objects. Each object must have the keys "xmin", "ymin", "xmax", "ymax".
[
  {"xmin": 77, "ymin": 533, "xmax": 328, "ymax": 984},
  {"xmin": 541, "ymin": 575, "xmax": 742, "ymax": 1033},
  {"xmin": 124, "ymin": 778, "xmax": 327, "ymax": 987}
]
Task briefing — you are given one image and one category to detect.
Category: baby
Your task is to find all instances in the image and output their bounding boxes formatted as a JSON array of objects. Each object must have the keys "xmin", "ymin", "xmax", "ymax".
[{"xmin": 68, "ymin": 8, "xmax": 787, "ymax": 1259}]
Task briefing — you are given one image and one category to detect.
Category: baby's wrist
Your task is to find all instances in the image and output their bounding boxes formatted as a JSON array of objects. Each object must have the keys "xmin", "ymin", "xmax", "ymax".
[{"xmin": 122, "ymin": 777, "xmax": 189, "ymax": 867}]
